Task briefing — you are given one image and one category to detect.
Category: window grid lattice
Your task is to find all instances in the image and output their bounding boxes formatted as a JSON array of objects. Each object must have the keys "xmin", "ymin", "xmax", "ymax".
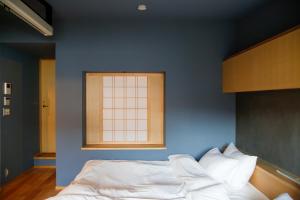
[{"xmin": 102, "ymin": 76, "xmax": 148, "ymax": 143}]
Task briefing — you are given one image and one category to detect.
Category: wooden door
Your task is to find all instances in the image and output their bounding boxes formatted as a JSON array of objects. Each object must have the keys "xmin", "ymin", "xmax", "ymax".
[{"xmin": 39, "ymin": 59, "xmax": 56, "ymax": 153}]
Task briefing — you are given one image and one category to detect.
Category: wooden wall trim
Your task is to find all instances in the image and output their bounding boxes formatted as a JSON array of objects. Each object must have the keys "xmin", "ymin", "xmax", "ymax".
[{"xmin": 84, "ymin": 72, "xmax": 165, "ymax": 149}]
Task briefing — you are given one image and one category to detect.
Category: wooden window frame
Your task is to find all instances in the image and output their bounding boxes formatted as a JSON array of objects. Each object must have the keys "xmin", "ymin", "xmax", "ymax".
[{"xmin": 82, "ymin": 71, "xmax": 166, "ymax": 150}]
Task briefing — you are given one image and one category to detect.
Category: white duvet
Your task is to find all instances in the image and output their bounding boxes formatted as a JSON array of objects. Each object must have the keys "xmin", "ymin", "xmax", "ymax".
[{"xmin": 48, "ymin": 155, "xmax": 230, "ymax": 200}]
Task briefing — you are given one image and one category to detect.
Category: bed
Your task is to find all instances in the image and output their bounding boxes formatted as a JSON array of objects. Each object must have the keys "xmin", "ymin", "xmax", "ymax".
[
  {"xmin": 228, "ymin": 183, "xmax": 268, "ymax": 200},
  {"xmin": 48, "ymin": 144, "xmax": 300, "ymax": 200},
  {"xmin": 48, "ymin": 159, "xmax": 270, "ymax": 200}
]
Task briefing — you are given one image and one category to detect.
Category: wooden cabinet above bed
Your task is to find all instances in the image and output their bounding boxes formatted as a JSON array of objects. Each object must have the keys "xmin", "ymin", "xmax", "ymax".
[{"xmin": 223, "ymin": 26, "xmax": 300, "ymax": 93}]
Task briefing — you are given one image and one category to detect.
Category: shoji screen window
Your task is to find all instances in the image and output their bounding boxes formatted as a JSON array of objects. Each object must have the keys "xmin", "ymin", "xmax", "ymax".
[{"xmin": 85, "ymin": 72, "xmax": 165, "ymax": 149}]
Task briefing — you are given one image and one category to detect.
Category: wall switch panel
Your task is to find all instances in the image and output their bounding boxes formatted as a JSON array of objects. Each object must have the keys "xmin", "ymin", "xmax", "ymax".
[
  {"xmin": 3, "ymin": 97, "xmax": 11, "ymax": 106},
  {"xmin": 4, "ymin": 168, "xmax": 9, "ymax": 178},
  {"xmin": 3, "ymin": 82, "xmax": 12, "ymax": 95},
  {"xmin": 3, "ymin": 108, "xmax": 11, "ymax": 116}
]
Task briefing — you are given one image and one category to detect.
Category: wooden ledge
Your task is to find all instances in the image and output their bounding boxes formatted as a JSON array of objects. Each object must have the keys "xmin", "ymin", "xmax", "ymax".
[
  {"xmin": 34, "ymin": 157, "xmax": 56, "ymax": 160},
  {"xmin": 55, "ymin": 186, "xmax": 66, "ymax": 190},
  {"xmin": 81, "ymin": 147, "xmax": 167, "ymax": 151},
  {"xmin": 82, "ymin": 144, "xmax": 167, "ymax": 150},
  {"xmin": 34, "ymin": 152, "xmax": 56, "ymax": 160},
  {"xmin": 250, "ymin": 160, "xmax": 300, "ymax": 200},
  {"xmin": 34, "ymin": 166, "xmax": 56, "ymax": 169}
]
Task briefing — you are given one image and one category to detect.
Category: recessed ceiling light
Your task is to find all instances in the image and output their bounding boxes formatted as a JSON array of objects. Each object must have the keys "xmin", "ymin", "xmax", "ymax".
[{"xmin": 137, "ymin": 4, "xmax": 147, "ymax": 11}]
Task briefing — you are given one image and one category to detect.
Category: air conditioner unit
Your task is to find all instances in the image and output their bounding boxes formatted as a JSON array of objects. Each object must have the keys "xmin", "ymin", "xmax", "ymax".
[{"xmin": 0, "ymin": 0, "xmax": 53, "ymax": 36}]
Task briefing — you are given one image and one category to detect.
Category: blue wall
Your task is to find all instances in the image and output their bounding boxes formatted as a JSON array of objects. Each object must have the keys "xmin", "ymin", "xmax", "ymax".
[
  {"xmin": 0, "ymin": 45, "xmax": 39, "ymax": 184},
  {"xmin": 34, "ymin": 159, "xmax": 56, "ymax": 167},
  {"xmin": 0, "ymin": 10, "xmax": 236, "ymax": 185},
  {"xmin": 55, "ymin": 20, "xmax": 236, "ymax": 185}
]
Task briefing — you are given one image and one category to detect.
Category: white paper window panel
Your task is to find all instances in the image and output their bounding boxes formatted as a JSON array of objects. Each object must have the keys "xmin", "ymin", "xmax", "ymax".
[
  {"xmin": 115, "ymin": 131, "xmax": 125, "ymax": 141},
  {"xmin": 126, "ymin": 76, "xmax": 136, "ymax": 87},
  {"xmin": 103, "ymin": 88, "xmax": 113, "ymax": 97},
  {"xmin": 103, "ymin": 98, "xmax": 113, "ymax": 108},
  {"xmin": 114, "ymin": 76, "xmax": 124, "ymax": 87},
  {"xmin": 114, "ymin": 98, "xmax": 124, "ymax": 108},
  {"xmin": 137, "ymin": 131, "xmax": 147, "ymax": 141},
  {"xmin": 137, "ymin": 109, "xmax": 147, "ymax": 119},
  {"xmin": 101, "ymin": 75, "xmax": 150, "ymax": 143},
  {"xmin": 138, "ymin": 98, "xmax": 147, "ymax": 108},
  {"xmin": 114, "ymin": 109, "xmax": 124, "ymax": 119},
  {"xmin": 138, "ymin": 88, "xmax": 147, "ymax": 97},
  {"xmin": 103, "ymin": 131, "xmax": 113, "ymax": 141},
  {"xmin": 127, "ymin": 88, "xmax": 136, "ymax": 97},
  {"xmin": 103, "ymin": 76, "xmax": 146, "ymax": 87},
  {"xmin": 126, "ymin": 131, "xmax": 136, "ymax": 141},
  {"xmin": 103, "ymin": 120, "xmax": 147, "ymax": 131},
  {"xmin": 127, "ymin": 109, "xmax": 136, "ymax": 119},
  {"xmin": 137, "ymin": 76, "xmax": 147, "ymax": 87},
  {"xmin": 103, "ymin": 77, "xmax": 113, "ymax": 87},
  {"xmin": 105, "ymin": 99, "xmax": 145, "ymax": 109},
  {"xmin": 126, "ymin": 98, "xmax": 136, "ymax": 108},
  {"xmin": 115, "ymin": 120, "xmax": 124, "ymax": 130},
  {"xmin": 103, "ymin": 120, "xmax": 113, "ymax": 130},
  {"xmin": 114, "ymin": 88, "xmax": 124, "ymax": 97},
  {"xmin": 103, "ymin": 131, "xmax": 147, "ymax": 142},
  {"xmin": 138, "ymin": 120, "xmax": 147, "ymax": 130},
  {"xmin": 126, "ymin": 120, "xmax": 136, "ymax": 131},
  {"xmin": 103, "ymin": 109, "xmax": 113, "ymax": 119}
]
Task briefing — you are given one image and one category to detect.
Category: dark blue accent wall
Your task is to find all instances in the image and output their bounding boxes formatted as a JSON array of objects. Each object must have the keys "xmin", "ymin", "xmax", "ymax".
[
  {"xmin": 233, "ymin": 0, "xmax": 300, "ymax": 53},
  {"xmin": 0, "ymin": 44, "xmax": 39, "ymax": 184},
  {"xmin": 0, "ymin": 9, "xmax": 236, "ymax": 185},
  {"xmin": 21, "ymin": 54, "xmax": 39, "ymax": 170},
  {"xmin": 0, "ymin": 55, "xmax": 22, "ymax": 184}
]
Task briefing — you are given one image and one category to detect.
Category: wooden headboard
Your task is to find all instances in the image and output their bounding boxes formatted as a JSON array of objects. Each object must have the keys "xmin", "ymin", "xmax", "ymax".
[{"xmin": 250, "ymin": 160, "xmax": 300, "ymax": 200}]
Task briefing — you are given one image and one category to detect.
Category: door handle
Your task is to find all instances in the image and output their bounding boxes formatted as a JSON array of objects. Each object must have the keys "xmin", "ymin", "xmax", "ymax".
[{"xmin": 42, "ymin": 105, "xmax": 48, "ymax": 108}]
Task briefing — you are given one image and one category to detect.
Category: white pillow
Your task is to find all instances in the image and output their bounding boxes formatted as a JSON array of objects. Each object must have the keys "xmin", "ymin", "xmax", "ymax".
[
  {"xmin": 199, "ymin": 148, "xmax": 239, "ymax": 182},
  {"xmin": 223, "ymin": 143, "xmax": 257, "ymax": 189}
]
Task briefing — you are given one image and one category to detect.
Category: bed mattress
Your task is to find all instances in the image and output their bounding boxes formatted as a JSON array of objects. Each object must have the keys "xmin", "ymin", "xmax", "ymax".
[{"xmin": 228, "ymin": 183, "xmax": 269, "ymax": 200}]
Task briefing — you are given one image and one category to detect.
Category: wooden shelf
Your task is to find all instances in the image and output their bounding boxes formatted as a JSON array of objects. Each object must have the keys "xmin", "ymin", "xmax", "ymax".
[
  {"xmin": 223, "ymin": 26, "xmax": 300, "ymax": 93},
  {"xmin": 34, "ymin": 152, "xmax": 56, "ymax": 160}
]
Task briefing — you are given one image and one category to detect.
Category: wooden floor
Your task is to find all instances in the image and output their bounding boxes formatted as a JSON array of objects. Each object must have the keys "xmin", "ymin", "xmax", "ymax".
[{"xmin": 0, "ymin": 168, "xmax": 60, "ymax": 200}]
